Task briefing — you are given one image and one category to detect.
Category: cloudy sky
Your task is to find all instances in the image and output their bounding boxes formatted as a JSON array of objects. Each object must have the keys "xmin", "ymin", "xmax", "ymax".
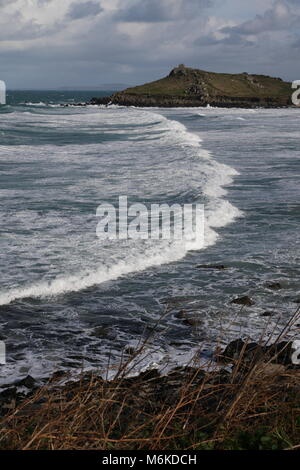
[{"xmin": 1, "ymin": 0, "xmax": 300, "ymax": 88}]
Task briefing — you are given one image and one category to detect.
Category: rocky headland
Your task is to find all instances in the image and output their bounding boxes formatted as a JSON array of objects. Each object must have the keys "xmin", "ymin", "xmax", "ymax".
[{"xmin": 90, "ymin": 64, "xmax": 293, "ymax": 109}]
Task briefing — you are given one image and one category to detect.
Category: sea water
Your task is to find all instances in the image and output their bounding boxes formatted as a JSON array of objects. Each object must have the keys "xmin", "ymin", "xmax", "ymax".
[{"xmin": 0, "ymin": 91, "xmax": 299, "ymax": 384}]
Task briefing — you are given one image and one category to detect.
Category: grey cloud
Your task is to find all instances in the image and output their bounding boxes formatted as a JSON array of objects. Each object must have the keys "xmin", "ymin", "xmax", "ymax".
[
  {"xmin": 195, "ymin": 32, "xmax": 254, "ymax": 47},
  {"xmin": 0, "ymin": 0, "xmax": 18, "ymax": 5},
  {"xmin": 0, "ymin": 0, "xmax": 298, "ymax": 89},
  {"xmin": 117, "ymin": 0, "xmax": 212, "ymax": 23},
  {"xmin": 291, "ymin": 36, "xmax": 300, "ymax": 47},
  {"xmin": 222, "ymin": 1, "xmax": 299, "ymax": 36},
  {"xmin": 0, "ymin": 22, "xmax": 63, "ymax": 41},
  {"xmin": 67, "ymin": 1, "xmax": 103, "ymax": 20}
]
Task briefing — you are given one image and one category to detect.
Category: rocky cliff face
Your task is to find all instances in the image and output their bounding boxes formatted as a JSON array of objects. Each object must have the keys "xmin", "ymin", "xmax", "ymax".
[{"xmin": 91, "ymin": 65, "xmax": 292, "ymax": 108}]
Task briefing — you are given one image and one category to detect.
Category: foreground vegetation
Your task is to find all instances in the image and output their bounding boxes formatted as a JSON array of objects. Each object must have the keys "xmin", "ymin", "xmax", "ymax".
[{"xmin": 0, "ymin": 308, "xmax": 299, "ymax": 451}]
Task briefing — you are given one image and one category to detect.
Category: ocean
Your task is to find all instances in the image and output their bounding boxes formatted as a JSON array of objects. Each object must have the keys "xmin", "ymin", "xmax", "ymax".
[{"xmin": 0, "ymin": 90, "xmax": 299, "ymax": 385}]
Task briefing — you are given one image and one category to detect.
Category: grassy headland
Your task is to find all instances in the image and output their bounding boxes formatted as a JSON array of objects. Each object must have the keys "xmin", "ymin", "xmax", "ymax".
[{"xmin": 91, "ymin": 65, "xmax": 292, "ymax": 108}]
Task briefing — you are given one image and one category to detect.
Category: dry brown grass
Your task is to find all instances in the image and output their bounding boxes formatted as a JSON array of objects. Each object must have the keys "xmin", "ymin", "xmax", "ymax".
[{"xmin": 0, "ymin": 308, "xmax": 299, "ymax": 451}]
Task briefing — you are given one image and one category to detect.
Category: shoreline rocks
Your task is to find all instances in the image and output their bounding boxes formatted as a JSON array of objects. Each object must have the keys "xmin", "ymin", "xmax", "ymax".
[
  {"xmin": 230, "ymin": 296, "xmax": 255, "ymax": 306},
  {"xmin": 90, "ymin": 94, "xmax": 292, "ymax": 109},
  {"xmin": 218, "ymin": 339, "xmax": 299, "ymax": 367}
]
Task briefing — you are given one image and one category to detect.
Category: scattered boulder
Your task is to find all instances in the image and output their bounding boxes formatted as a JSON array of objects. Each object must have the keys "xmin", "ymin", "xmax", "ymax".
[
  {"xmin": 266, "ymin": 282, "xmax": 283, "ymax": 290},
  {"xmin": 218, "ymin": 339, "xmax": 245, "ymax": 362},
  {"xmin": 267, "ymin": 342, "xmax": 294, "ymax": 366},
  {"xmin": 175, "ymin": 310, "xmax": 186, "ymax": 319},
  {"xmin": 182, "ymin": 317, "xmax": 201, "ymax": 327},
  {"xmin": 242, "ymin": 343, "xmax": 268, "ymax": 363},
  {"xmin": 218, "ymin": 339, "xmax": 267, "ymax": 364},
  {"xmin": 260, "ymin": 311, "xmax": 276, "ymax": 317},
  {"xmin": 0, "ymin": 387, "xmax": 18, "ymax": 416},
  {"xmin": 51, "ymin": 371, "xmax": 67, "ymax": 382},
  {"xmin": 90, "ymin": 327, "xmax": 115, "ymax": 340},
  {"xmin": 218, "ymin": 339, "xmax": 298, "ymax": 367},
  {"xmin": 0, "ymin": 387, "xmax": 17, "ymax": 401},
  {"xmin": 230, "ymin": 296, "xmax": 255, "ymax": 306},
  {"xmin": 125, "ymin": 346, "xmax": 136, "ymax": 356},
  {"xmin": 139, "ymin": 369, "xmax": 161, "ymax": 382},
  {"xmin": 16, "ymin": 375, "xmax": 36, "ymax": 389}
]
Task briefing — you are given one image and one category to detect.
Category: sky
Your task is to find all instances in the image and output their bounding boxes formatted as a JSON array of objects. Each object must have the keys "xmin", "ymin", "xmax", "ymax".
[{"xmin": 0, "ymin": 0, "xmax": 300, "ymax": 89}]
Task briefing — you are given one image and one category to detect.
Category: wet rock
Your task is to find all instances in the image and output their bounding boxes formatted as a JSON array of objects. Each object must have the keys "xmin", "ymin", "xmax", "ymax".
[
  {"xmin": 267, "ymin": 342, "xmax": 294, "ymax": 366},
  {"xmin": 230, "ymin": 296, "xmax": 255, "ymax": 306},
  {"xmin": 0, "ymin": 387, "xmax": 17, "ymax": 401},
  {"xmin": 218, "ymin": 339, "xmax": 267, "ymax": 364},
  {"xmin": 197, "ymin": 264, "xmax": 227, "ymax": 270},
  {"xmin": 51, "ymin": 370, "xmax": 67, "ymax": 382},
  {"xmin": 174, "ymin": 310, "xmax": 186, "ymax": 319},
  {"xmin": 125, "ymin": 346, "xmax": 136, "ymax": 356},
  {"xmin": 16, "ymin": 375, "xmax": 36, "ymax": 389},
  {"xmin": 182, "ymin": 317, "xmax": 201, "ymax": 327},
  {"xmin": 90, "ymin": 96, "xmax": 111, "ymax": 105},
  {"xmin": 292, "ymin": 298, "xmax": 300, "ymax": 304},
  {"xmin": 219, "ymin": 339, "xmax": 245, "ymax": 361},
  {"xmin": 0, "ymin": 387, "xmax": 25, "ymax": 417},
  {"xmin": 218, "ymin": 341, "xmax": 300, "ymax": 367},
  {"xmin": 90, "ymin": 327, "xmax": 115, "ymax": 339},
  {"xmin": 260, "ymin": 311, "xmax": 276, "ymax": 317},
  {"xmin": 243, "ymin": 343, "xmax": 267, "ymax": 363},
  {"xmin": 139, "ymin": 369, "xmax": 161, "ymax": 381},
  {"xmin": 266, "ymin": 282, "xmax": 283, "ymax": 290}
]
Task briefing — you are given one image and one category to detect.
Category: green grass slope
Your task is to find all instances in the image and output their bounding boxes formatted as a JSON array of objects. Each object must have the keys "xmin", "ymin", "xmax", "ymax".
[{"xmin": 112, "ymin": 64, "xmax": 292, "ymax": 107}]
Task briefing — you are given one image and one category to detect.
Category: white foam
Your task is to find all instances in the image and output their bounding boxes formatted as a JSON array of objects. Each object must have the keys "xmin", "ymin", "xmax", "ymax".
[
  {"xmin": 22, "ymin": 102, "xmax": 47, "ymax": 106},
  {"xmin": 0, "ymin": 241, "xmax": 197, "ymax": 306},
  {"xmin": 0, "ymin": 108, "xmax": 242, "ymax": 306}
]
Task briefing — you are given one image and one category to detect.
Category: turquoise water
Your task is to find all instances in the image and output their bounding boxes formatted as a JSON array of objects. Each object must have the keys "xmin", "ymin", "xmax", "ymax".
[{"xmin": 0, "ymin": 92, "xmax": 299, "ymax": 384}]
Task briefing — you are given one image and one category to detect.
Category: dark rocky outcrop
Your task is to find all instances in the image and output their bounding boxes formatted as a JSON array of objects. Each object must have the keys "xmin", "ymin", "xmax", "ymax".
[
  {"xmin": 218, "ymin": 339, "xmax": 268, "ymax": 364},
  {"xmin": 266, "ymin": 281, "xmax": 283, "ymax": 290},
  {"xmin": 218, "ymin": 339, "xmax": 298, "ymax": 367},
  {"xmin": 15, "ymin": 375, "xmax": 36, "ymax": 389},
  {"xmin": 230, "ymin": 296, "xmax": 255, "ymax": 306},
  {"xmin": 260, "ymin": 311, "xmax": 276, "ymax": 317}
]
